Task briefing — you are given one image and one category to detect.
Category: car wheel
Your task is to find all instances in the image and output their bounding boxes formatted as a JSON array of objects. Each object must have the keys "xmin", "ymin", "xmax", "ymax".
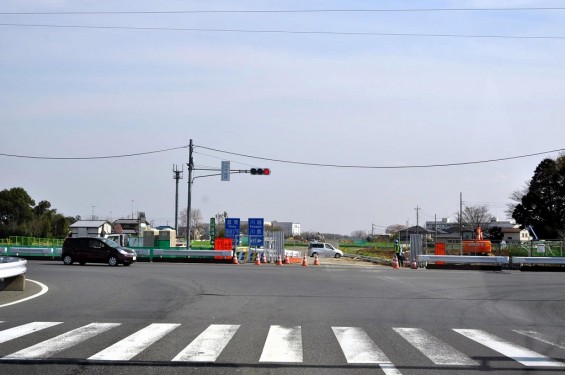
[
  {"xmin": 334, "ymin": 253, "xmax": 342, "ymax": 258},
  {"xmin": 63, "ymin": 255, "xmax": 73, "ymax": 265},
  {"xmin": 311, "ymin": 252, "xmax": 318, "ymax": 258},
  {"xmin": 108, "ymin": 256, "xmax": 119, "ymax": 266}
]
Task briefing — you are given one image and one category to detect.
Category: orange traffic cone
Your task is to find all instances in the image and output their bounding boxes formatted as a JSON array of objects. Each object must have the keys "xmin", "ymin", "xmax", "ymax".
[
  {"xmin": 301, "ymin": 254, "xmax": 309, "ymax": 267},
  {"xmin": 392, "ymin": 255, "xmax": 399, "ymax": 269},
  {"xmin": 261, "ymin": 253, "xmax": 266, "ymax": 263},
  {"xmin": 232, "ymin": 254, "xmax": 239, "ymax": 265},
  {"xmin": 255, "ymin": 254, "xmax": 261, "ymax": 265},
  {"xmin": 284, "ymin": 255, "xmax": 290, "ymax": 264},
  {"xmin": 313, "ymin": 254, "xmax": 320, "ymax": 266},
  {"xmin": 277, "ymin": 255, "xmax": 283, "ymax": 266}
]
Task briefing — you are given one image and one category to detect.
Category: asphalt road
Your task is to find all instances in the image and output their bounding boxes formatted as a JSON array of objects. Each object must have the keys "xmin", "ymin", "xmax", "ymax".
[{"xmin": 1, "ymin": 260, "xmax": 564, "ymax": 374}]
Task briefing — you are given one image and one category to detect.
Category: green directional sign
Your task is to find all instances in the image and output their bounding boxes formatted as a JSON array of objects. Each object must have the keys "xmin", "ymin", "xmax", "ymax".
[{"xmin": 210, "ymin": 218, "xmax": 216, "ymax": 247}]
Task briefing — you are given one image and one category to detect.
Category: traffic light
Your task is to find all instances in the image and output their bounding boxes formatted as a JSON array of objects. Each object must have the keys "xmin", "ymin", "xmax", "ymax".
[{"xmin": 250, "ymin": 168, "xmax": 271, "ymax": 175}]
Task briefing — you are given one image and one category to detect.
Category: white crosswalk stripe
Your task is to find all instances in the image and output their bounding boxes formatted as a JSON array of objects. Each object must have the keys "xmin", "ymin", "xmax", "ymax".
[
  {"xmin": 0, "ymin": 322, "xmax": 62, "ymax": 344},
  {"xmin": 454, "ymin": 329, "xmax": 565, "ymax": 368},
  {"xmin": 3, "ymin": 323, "xmax": 120, "ymax": 360},
  {"xmin": 394, "ymin": 327, "xmax": 477, "ymax": 366},
  {"xmin": 259, "ymin": 325, "xmax": 302, "ymax": 363},
  {"xmin": 89, "ymin": 323, "xmax": 181, "ymax": 361},
  {"xmin": 1, "ymin": 321, "xmax": 564, "ymax": 370},
  {"xmin": 172, "ymin": 324, "xmax": 239, "ymax": 362},
  {"xmin": 333, "ymin": 327, "xmax": 402, "ymax": 375},
  {"xmin": 513, "ymin": 329, "xmax": 565, "ymax": 350}
]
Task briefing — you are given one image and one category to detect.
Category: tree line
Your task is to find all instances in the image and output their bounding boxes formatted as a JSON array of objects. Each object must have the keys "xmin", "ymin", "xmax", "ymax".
[{"xmin": 0, "ymin": 187, "xmax": 76, "ymax": 239}]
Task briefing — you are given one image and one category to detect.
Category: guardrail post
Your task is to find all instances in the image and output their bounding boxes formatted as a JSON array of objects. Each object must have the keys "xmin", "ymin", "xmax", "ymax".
[{"xmin": 2, "ymin": 274, "xmax": 26, "ymax": 291}]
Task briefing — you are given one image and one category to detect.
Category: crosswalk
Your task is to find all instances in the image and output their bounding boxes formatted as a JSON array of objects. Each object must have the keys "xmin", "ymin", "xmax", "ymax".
[{"xmin": 0, "ymin": 321, "xmax": 564, "ymax": 372}]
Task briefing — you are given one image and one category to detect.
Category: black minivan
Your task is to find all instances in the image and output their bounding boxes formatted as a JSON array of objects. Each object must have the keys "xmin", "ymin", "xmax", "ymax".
[{"xmin": 62, "ymin": 237, "xmax": 137, "ymax": 266}]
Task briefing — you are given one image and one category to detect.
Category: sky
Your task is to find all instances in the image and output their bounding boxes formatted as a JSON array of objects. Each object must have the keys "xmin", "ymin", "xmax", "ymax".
[{"xmin": 1, "ymin": 0, "xmax": 564, "ymax": 236}]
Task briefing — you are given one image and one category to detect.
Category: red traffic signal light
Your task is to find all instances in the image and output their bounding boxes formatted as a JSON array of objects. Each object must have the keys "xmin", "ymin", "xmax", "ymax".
[{"xmin": 250, "ymin": 168, "xmax": 271, "ymax": 175}]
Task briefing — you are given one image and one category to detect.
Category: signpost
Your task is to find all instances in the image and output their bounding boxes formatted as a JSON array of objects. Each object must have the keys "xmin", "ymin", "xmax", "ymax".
[
  {"xmin": 248, "ymin": 218, "xmax": 264, "ymax": 247},
  {"xmin": 221, "ymin": 161, "xmax": 230, "ymax": 181},
  {"xmin": 209, "ymin": 218, "xmax": 216, "ymax": 247},
  {"xmin": 225, "ymin": 218, "xmax": 241, "ymax": 246}
]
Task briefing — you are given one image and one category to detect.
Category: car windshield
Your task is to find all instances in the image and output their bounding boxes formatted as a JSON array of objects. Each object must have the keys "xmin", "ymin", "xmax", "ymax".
[{"xmin": 101, "ymin": 238, "xmax": 120, "ymax": 248}]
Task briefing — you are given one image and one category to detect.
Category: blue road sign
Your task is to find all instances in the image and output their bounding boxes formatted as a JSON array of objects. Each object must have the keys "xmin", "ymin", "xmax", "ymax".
[
  {"xmin": 248, "ymin": 218, "xmax": 264, "ymax": 247},
  {"xmin": 225, "ymin": 218, "xmax": 240, "ymax": 245}
]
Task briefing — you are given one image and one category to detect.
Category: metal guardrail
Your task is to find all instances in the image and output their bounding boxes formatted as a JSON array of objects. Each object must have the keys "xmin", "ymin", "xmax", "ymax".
[
  {"xmin": 512, "ymin": 257, "xmax": 565, "ymax": 265},
  {"xmin": 0, "ymin": 257, "xmax": 27, "ymax": 279},
  {"xmin": 417, "ymin": 255, "xmax": 509, "ymax": 264}
]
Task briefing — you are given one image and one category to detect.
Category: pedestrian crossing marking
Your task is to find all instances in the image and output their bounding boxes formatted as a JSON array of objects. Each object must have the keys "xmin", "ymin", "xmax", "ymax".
[
  {"xmin": 172, "ymin": 324, "xmax": 239, "ymax": 362},
  {"xmin": 0, "ymin": 322, "xmax": 62, "ymax": 344},
  {"xmin": 89, "ymin": 323, "xmax": 181, "ymax": 361},
  {"xmin": 333, "ymin": 327, "xmax": 402, "ymax": 375},
  {"xmin": 332, "ymin": 327, "xmax": 390, "ymax": 364},
  {"xmin": 454, "ymin": 329, "xmax": 565, "ymax": 367},
  {"xmin": 0, "ymin": 321, "xmax": 564, "ymax": 370},
  {"xmin": 259, "ymin": 325, "xmax": 302, "ymax": 363},
  {"xmin": 3, "ymin": 323, "xmax": 120, "ymax": 360},
  {"xmin": 394, "ymin": 327, "xmax": 477, "ymax": 366},
  {"xmin": 514, "ymin": 329, "xmax": 565, "ymax": 350}
]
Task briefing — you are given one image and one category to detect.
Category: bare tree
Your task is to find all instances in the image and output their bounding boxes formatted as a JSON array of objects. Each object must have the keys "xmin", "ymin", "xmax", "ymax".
[
  {"xmin": 506, "ymin": 183, "xmax": 529, "ymax": 218},
  {"xmin": 179, "ymin": 208, "xmax": 204, "ymax": 239},
  {"xmin": 456, "ymin": 204, "xmax": 492, "ymax": 230}
]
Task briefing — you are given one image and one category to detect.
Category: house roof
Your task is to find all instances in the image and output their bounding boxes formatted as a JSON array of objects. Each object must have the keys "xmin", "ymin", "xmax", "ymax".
[{"xmin": 70, "ymin": 220, "xmax": 110, "ymax": 228}]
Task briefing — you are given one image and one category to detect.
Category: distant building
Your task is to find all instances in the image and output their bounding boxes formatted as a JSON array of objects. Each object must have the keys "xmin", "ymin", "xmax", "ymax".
[
  {"xmin": 501, "ymin": 227, "xmax": 533, "ymax": 243},
  {"xmin": 425, "ymin": 217, "xmax": 517, "ymax": 233},
  {"xmin": 69, "ymin": 220, "xmax": 112, "ymax": 237}
]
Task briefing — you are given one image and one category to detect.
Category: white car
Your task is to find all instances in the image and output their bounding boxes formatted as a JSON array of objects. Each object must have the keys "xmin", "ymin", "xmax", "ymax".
[{"xmin": 307, "ymin": 242, "xmax": 343, "ymax": 258}]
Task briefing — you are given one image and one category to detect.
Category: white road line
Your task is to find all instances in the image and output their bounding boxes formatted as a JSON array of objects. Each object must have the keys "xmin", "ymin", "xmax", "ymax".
[
  {"xmin": 0, "ymin": 322, "xmax": 62, "ymax": 344},
  {"xmin": 0, "ymin": 279, "xmax": 49, "ymax": 308},
  {"xmin": 454, "ymin": 329, "xmax": 565, "ymax": 367},
  {"xmin": 3, "ymin": 323, "xmax": 120, "ymax": 360},
  {"xmin": 394, "ymin": 328, "xmax": 477, "ymax": 366},
  {"xmin": 172, "ymin": 324, "xmax": 239, "ymax": 362},
  {"xmin": 333, "ymin": 327, "xmax": 401, "ymax": 374},
  {"xmin": 259, "ymin": 325, "xmax": 303, "ymax": 363},
  {"xmin": 332, "ymin": 327, "xmax": 390, "ymax": 364},
  {"xmin": 513, "ymin": 330, "xmax": 565, "ymax": 350},
  {"xmin": 88, "ymin": 323, "xmax": 180, "ymax": 361}
]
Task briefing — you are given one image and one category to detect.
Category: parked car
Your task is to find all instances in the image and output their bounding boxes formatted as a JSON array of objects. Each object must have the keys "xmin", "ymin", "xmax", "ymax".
[
  {"xmin": 62, "ymin": 237, "xmax": 137, "ymax": 266},
  {"xmin": 307, "ymin": 242, "xmax": 343, "ymax": 258}
]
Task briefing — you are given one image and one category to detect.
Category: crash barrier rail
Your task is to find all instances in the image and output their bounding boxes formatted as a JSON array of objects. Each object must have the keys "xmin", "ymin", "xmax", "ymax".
[
  {"xmin": 511, "ymin": 257, "xmax": 565, "ymax": 265},
  {"xmin": 0, "ymin": 256, "xmax": 27, "ymax": 291},
  {"xmin": 417, "ymin": 255, "xmax": 510, "ymax": 265}
]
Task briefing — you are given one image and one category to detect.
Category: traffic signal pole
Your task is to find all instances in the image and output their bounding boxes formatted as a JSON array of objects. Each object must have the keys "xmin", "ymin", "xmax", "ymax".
[{"xmin": 185, "ymin": 138, "xmax": 269, "ymax": 249}]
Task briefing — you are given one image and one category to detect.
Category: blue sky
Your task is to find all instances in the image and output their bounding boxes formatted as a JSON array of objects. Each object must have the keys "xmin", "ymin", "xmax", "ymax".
[{"xmin": 1, "ymin": 0, "xmax": 564, "ymax": 235}]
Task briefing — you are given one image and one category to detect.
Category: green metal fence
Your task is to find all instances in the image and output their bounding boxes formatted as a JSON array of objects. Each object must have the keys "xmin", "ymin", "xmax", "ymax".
[{"xmin": 0, "ymin": 236, "xmax": 65, "ymax": 246}]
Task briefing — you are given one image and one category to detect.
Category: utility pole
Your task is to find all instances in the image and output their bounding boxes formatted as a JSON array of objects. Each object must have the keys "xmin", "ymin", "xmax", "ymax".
[
  {"xmin": 173, "ymin": 165, "xmax": 183, "ymax": 231},
  {"xmin": 186, "ymin": 139, "xmax": 194, "ymax": 249},
  {"xmin": 460, "ymin": 192, "xmax": 463, "ymax": 255},
  {"xmin": 415, "ymin": 206, "xmax": 421, "ymax": 234}
]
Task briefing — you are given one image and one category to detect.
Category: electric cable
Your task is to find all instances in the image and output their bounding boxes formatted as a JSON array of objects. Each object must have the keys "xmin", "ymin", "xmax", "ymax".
[
  {"xmin": 0, "ymin": 23, "xmax": 563, "ymax": 40},
  {"xmin": 195, "ymin": 145, "xmax": 565, "ymax": 169}
]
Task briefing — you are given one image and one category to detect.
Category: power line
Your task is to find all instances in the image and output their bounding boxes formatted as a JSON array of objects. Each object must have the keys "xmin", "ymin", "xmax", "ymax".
[
  {"xmin": 2, "ymin": 144, "xmax": 563, "ymax": 168},
  {"xmin": 1, "ymin": 23, "xmax": 563, "ymax": 40},
  {"xmin": 2, "ymin": 8, "xmax": 564, "ymax": 15},
  {"xmin": 0, "ymin": 145, "xmax": 188, "ymax": 160},
  {"xmin": 195, "ymin": 145, "xmax": 565, "ymax": 169}
]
